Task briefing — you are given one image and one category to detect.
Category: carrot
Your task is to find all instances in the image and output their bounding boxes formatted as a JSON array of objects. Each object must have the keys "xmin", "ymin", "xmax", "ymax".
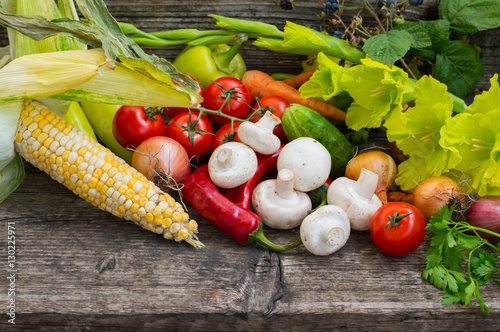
[
  {"xmin": 281, "ymin": 70, "xmax": 316, "ymax": 88},
  {"xmin": 242, "ymin": 70, "xmax": 346, "ymax": 122}
]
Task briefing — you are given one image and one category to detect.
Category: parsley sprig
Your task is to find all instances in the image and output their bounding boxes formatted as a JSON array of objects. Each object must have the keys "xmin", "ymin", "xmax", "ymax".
[{"xmin": 422, "ymin": 206, "xmax": 500, "ymax": 314}]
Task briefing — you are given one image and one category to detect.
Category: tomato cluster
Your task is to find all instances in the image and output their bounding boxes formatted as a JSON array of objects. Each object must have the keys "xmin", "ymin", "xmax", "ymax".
[{"xmin": 111, "ymin": 76, "xmax": 288, "ymax": 161}]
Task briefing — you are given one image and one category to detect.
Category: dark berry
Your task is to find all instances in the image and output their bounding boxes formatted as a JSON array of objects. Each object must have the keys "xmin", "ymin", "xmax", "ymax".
[
  {"xmin": 409, "ymin": 0, "xmax": 423, "ymax": 5},
  {"xmin": 280, "ymin": 0, "xmax": 294, "ymax": 10},
  {"xmin": 313, "ymin": 25, "xmax": 321, "ymax": 31},
  {"xmin": 378, "ymin": 0, "xmax": 395, "ymax": 6},
  {"xmin": 333, "ymin": 31, "xmax": 342, "ymax": 38}
]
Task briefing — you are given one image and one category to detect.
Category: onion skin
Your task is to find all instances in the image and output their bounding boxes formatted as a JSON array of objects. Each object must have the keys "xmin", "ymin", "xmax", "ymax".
[
  {"xmin": 132, "ymin": 136, "xmax": 191, "ymax": 192},
  {"xmin": 344, "ymin": 151, "xmax": 397, "ymax": 204},
  {"xmin": 412, "ymin": 176, "xmax": 460, "ymax": 222},
  {"xmin": 467, "ymin": 196, "xmax": 500, "ymax": 243}
]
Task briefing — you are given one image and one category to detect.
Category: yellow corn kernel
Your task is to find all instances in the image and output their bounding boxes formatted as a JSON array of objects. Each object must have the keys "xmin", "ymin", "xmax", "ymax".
[
  {"xmin": 163, "ymin": 208, "xmax": 173, "ymax": 218},
  {"xmin": 177, "ymin": 228, "xmax": 189, "ymax": 241},
  {"xmin": 181, "ymin": 212, "xmax": 190, "ymax": 222},
  {"xmin": 153, "ymin": 216, "xmax": 163, "ymax": 226},
  {"xmin": 172, "ymin": 211, "xmax": 182, "ymax": 223},
  {"xmin": 162, "ymin": 218, "xmax": 172, "ymax": 228},
  {"xmin": 188, "ymin": 220, "xmax": 198, "ymax": 231},
  {"xmin": 129, "ymin": 203, "xmax": 140, "ymax": 213},
  {"xmin": 145, "ymin": 213, "xmax": 154, "ymax": 223},
  {"xmin": 88, "ymin": 177, "xmax": 98, "ymax": 188}
]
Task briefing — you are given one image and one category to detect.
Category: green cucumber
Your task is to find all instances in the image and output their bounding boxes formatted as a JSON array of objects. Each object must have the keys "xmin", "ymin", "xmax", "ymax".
[{"xmin": 282, "ymin": 104, "xmax": 354, "ymax": 178}]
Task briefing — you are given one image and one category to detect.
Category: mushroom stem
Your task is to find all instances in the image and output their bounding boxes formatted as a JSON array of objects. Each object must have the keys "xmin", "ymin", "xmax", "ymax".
[
  {"xmin": 256, "ymin": 111, "xmax": 281, "ymax": 131},
  {"xmin": 216, "ymin": 147, "xmax": 233, "ymax": 168},
  {"xmin": 324, "ymin": 224, "xmax": 346, "ymax": 248},
  {"xmin": 353, "ymin": 168, "xmax": 378, "ymax": 200},
  {"xmin": 274, "ymin": 168, "xmax": 295, "ymax": 200}
]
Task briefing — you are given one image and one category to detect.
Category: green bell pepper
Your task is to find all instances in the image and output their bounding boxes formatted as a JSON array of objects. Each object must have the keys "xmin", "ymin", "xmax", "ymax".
[
  {"xmin": 79, "ymin": 102, "xmax": 134, "ymax": 164},
  {"xmin": 63, "ymin": 101, "xmax": 98, "ymax": 141},
  {"xmin": 172, "ymin": 34, "xmax": 248, "ymax": 87}
]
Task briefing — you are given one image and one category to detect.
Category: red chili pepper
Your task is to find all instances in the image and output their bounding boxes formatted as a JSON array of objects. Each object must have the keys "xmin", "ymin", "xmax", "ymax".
[
  {"xmin": 220, "ymin": 145, "xmax": 283, "ymax": 210},
  {"xmin": 182, "ymin": 164, "xmax": 301, "ymax": 251}
]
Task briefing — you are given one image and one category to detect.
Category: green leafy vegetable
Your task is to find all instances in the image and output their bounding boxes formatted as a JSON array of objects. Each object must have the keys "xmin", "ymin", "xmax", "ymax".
[
  {"xmin": 434, "ymin": 40, "xmax": 484, "ymax": 99},
  {"xmin": 341, "ymin": 58, "xmax": 413, "ymax": 130},
  {"xmin": 422, "ymin": 206, "xmax": 500, "ymax": 314},
  {"xmin": 393, "ymin": 22, "xmax": 432, "ymax": 49},
  {"xmin": 299, "ymin": 52, "xmax": 347, "ymax": 100},
  {"xmin": 362, "ymin": 30, "xmax": 413, "ymax": 66},
  {"xmin": 439, "ymin": 0, "xmax": 500, "ymax": 34}
]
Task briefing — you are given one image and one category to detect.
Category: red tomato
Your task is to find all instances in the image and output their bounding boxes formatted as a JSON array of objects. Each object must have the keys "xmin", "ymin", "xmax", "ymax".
[
  {"xmin": 162, "ymin": 75, "xmax": 205, "ymax": 118},
  {"xmin": 210, "ymin": 122, "xmax": 242, "ymax": 153},
  {"xmin": 165, "ymin": 111, "xmax": 214, "ymax": 159},
  {"xmin": 112, "ymin": 106, "xmax": 165, "ymax": 149},
  {"xmin": 370, "ymin": 202, "xmax": 426, "ymax": 256},
  {"xmin": 251, "ymin": 95, "xmax": 290, "ymax": 142},
  {"xmin": 204, "ymin": 77, "xmax": 252, "ymax": 125}
]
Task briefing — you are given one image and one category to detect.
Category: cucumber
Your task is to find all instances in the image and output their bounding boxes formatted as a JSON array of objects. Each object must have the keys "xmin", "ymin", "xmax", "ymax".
[{"xmin": 282, "ymin": 104, "xmax": 354, "ymax": 178}]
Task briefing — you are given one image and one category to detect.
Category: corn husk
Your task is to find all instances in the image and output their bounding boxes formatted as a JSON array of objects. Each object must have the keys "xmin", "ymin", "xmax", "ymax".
[{"xmin": 0, "ymin": 49, "xmax": 111, "ymax": 100}]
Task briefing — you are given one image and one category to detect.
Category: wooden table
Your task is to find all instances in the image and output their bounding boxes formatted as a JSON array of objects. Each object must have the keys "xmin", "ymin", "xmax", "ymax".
[{"xmin": 2, "ymin": 1, "xmax": 500, "ymax": 330}]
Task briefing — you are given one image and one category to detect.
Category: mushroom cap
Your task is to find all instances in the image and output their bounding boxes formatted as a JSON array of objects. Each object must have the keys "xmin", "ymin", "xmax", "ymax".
[
  {"xmin": 238, "ymin": 118, "xmax": 281, "ymax": 155},
  {"xmin": 208, "ymin": 141, "xmax": 258, "ymax": 189},
  {"xmin": 300, "ymin": 205, "xmax": 351, "ymax": 256},
  {"xmin": 277, "ymin": 137, "xmax": 331, "ymax": 192},
  {"xmin": 252, "ymin": 178, "xmax": 312, "ymax": 230},
  {"xmin": 327, "ymin": 177, "xmax": 382, "ymax": 231}
]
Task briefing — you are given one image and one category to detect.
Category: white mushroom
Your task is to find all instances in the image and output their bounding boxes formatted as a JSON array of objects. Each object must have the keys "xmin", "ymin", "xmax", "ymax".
[
  {"xmin": 327, "ymin": 168, "xmax": 383, "ymax": 231},
  {"xmin": 237, "ymin": 111, "xmax": 281, "ymax": 155},
  {"xmin": 208, "ymin": 141, "xmax": 258, "ymax": 189},
  {"xmin": 300, "ymin": 205, "xmax": 351, "ymax": 256},
  {"xmin": 252, "ymin": 168, "xmax": 312, "ymax": 230},
  {"xmin": 277, "ymin": 137, "xmax": 331, "ymax": 192}
]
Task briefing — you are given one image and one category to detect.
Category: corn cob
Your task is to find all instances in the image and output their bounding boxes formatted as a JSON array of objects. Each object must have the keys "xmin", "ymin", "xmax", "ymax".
[{"xmin": 14, "ymin": 99, "xmax": 203, "ymax": 248}]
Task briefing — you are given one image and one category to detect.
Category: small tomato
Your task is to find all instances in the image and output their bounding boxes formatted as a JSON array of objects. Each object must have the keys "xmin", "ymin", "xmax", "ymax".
[
  {"xmin": 370, "ymin": 202, "xmax": 426, "ymax": 256},
  {"xmin": 204, "ymin": 77, "xmax": 252, "ymax": 125},
  {"xmin": 112, "ymin": 106, "xmax": 165, "ymax": 149},
  {"xmin": 165, "ymin": 111, "xmax": 214, "ymax": 159},
  {"xmin": 210, "ymin": 122, "xmax": 242, "ymax": 153}
]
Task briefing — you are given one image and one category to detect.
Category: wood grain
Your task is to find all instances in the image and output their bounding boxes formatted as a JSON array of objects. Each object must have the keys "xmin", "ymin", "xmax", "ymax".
[{"xmin": 1, "ymin": 0, "xmax": 500, "ymax": 330}]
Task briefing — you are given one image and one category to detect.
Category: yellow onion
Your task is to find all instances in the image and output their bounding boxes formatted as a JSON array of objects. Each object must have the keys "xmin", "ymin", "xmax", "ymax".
[
  {"xmin": 412, "ymin": 176, "xmax": 461, "ymax": 221},
  {"xmin": 132, "ymin": 136, "xmax": 191, "ymax": 193},
  {"xmin": 344, "ymin": 150, "xmax": 397, "ymax": 204}
]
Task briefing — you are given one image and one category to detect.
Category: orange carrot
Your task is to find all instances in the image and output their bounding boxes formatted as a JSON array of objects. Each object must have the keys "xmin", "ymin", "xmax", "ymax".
[
  {"xmin": 242, "ymin": 70, "xmax": 346, "ymax": 122},
  {"xmin": 282, "ymin": 70, "xmax": 316, "ymax": 88}
]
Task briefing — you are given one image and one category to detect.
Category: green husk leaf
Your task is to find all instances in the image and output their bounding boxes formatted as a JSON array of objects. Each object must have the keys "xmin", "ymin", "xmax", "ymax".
[{"xmin": 0, "ymin": 153, "xmax": 25, "ymax": 204}]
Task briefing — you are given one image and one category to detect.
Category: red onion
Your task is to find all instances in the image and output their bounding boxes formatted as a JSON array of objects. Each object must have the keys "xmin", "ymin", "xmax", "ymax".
[{"xmin": 467, "ymin": 196, "xmax": 500, "ymax": 242}]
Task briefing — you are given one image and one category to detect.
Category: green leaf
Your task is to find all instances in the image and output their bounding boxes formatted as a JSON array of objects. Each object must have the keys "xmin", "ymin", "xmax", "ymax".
[
  {"xmin": 394, "ymin": 22, "xmax": 432, "ymax": 49},
  {"xmin": 434, "ymin": 40, "xmax": 484, "ymax": 99},
  {"xmin": 439, "ymin": 0, "xmax": 500, "ymax": 34},
  {"xmin": 419, "ymin": 19, "xmax": 451, "ymax": 46},
  {"xmin": 443, "ymin": 270, "xmax": 459, "ymax": 293},
  {"xmin": 362, "ymin": 30, "xmax": 414, "ymax": 66},
  {"xmin": 471, "ymin": 250, "xmax": 499, "ymax": 284},
  {"xmin": 456, "ymin": 232, "xmax": 484, "ymax": 249}
]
